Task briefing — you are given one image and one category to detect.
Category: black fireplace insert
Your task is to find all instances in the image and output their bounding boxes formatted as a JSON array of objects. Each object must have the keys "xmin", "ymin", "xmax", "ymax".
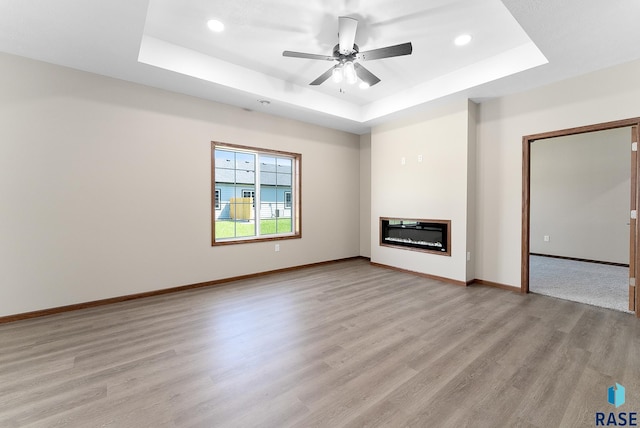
[{"xmin": 380, "ymin": 218, "xmax": 450, "ymax": 256}]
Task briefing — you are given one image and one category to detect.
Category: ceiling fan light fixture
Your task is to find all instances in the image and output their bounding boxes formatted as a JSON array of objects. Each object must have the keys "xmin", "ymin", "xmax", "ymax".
[
  {"xmin": 344, "ymin": 61, "xmax": 357, "ymax": 84},
  {"xmin": 332, "ymin": 66, "xmax": 343, "ymax": 83}
]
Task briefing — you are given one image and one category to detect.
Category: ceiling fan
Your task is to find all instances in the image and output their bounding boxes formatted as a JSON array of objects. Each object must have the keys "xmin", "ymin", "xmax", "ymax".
[{"xmin": 282, "ymin": 16, "xmax": 413, "ymax": 88}]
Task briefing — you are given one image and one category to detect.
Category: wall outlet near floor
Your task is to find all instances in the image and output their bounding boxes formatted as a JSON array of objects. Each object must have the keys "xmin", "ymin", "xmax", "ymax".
[
  {"xmin": 466, "ymin": 252, "xmax": 471, "ymax": 261},
  {"xmin": 275, "ymin": 244, "xmax": 280, "ymax": 252},
  {"xmin": 543, "ymin": 235, "xmax": 550, "ymax": 242}
]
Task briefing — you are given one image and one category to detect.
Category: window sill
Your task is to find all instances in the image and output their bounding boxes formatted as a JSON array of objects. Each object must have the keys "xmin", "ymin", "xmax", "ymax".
[{"xmin": 212, "ymin": 233, "xmax": 301, "ymax": 246}]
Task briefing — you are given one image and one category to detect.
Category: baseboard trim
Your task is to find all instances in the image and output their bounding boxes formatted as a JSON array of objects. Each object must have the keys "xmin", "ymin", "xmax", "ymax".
[
  {"xmin": 473, "ymin": 279, "xmax": 522, "ymax": 293},
  {"xmin": 530, "ymin": 253, "xmax": 629, "ymax": 268},
  {"xmin": 0, "ymin": 256, "xmax": 367, "ymax": 324},
  {"xmin": 369, "ymin": 262, "xmax": 467, "ymax": 286}
]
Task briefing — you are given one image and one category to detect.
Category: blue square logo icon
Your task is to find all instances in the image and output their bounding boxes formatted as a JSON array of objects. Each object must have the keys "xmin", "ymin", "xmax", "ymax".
[{"xmin": 608, "ymin": 383, "xmax": 626, "ymax": 408}]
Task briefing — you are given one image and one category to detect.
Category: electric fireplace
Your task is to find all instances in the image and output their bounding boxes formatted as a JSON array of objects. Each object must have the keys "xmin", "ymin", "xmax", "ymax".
[{"xmin": 380, "ymin": 217, "xmax": 451, "ymax": 256}]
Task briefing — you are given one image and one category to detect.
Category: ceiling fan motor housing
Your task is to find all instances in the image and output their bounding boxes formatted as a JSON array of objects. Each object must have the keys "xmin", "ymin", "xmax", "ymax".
[{"xmin": 333, "ymin": 43, "xmax": 359, "ymax": 62}]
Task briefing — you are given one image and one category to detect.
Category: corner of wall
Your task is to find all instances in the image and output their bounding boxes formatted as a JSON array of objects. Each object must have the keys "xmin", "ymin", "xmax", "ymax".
[
  {"xmin": 466, "ymin": 100, "xmax": 478, "ymax": 281},
  {"xmin": 360, "ymin": 133, "xmax": 372, "ymax": 258}
]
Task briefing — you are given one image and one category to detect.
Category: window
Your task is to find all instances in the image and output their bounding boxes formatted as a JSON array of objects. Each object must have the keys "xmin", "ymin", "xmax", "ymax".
[
  {"xmin": 214, "ymin": 189, "xmax": 221, "ymax": 210},
  {"xmin": 212, "ymin": 142, "xmax": 301, "ymax": 245},
  {"xmin": 242, "ymin": 189, "xmax": 255, "ymax": 207}
]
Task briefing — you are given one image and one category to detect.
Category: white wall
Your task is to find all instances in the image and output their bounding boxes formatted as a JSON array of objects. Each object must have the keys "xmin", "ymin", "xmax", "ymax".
[
  {"xmin": 0, "ymin": 53, "xmax": 361, "ymax": 317},
  {"xmin": 370, "ymin": 100, "xmax": 473, "ymax": 282},
  {"xmin": 530, "ymin": 128, "xmax": 630, "ymax": 264},
  {"xmin": 359, "ymin": 133, "xmax": 371, "ymax": 258},
  {"xmin": 477, "ymin": 58, "xmax": 640, "ymax": 287}
]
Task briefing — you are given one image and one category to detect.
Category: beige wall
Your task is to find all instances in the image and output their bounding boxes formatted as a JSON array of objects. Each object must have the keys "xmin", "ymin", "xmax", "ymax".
[
  {"xmin": 0, "ymin": 53, "xmax": 361, "ymax": 317},
  {"xmin": 4, "ymin": 51, "xmax": 640, "ymax": 317},
  {"xmin": 477, "ymin": 58, "xmax": 640, "ymax": 287},
  {"xmin": 359, "ymin": 133, "xmax": 371, "ymax": 258},
  {"xmin": 466, "ymin": 100, "xmax": 478, "ymax": 281},
  {"xmin": 370, "ymin": 100, "xmax": 474, "ymax": 282},
  {"xmin": 530, "ymin": 128, "xmax": 630, "ymax": 264}
]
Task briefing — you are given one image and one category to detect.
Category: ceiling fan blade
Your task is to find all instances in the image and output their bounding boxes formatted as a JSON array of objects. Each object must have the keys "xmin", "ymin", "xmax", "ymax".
[
  {"xmin": 283, "ymin": 51, "xmax": 336, "ymax": 61},
  {"xmin": 310, "ymin": 66, "xmax": 337, "ymax": 85},
  {"xmin": 357, "ymin": 42, "xmax": 413, "ymax": 61},
  {"xmin": 354, "ymin": 63, "xmax": 381, "ymax": 87},
  {"xmin": 338, "ymin": 16, "xmax": 358, "ymax": 54}
]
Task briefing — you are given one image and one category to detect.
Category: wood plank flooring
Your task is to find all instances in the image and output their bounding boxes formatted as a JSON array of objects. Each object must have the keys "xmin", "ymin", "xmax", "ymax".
[{"xmin": 1, "ymin": 258, "xmax": 639, "ymax": 427}]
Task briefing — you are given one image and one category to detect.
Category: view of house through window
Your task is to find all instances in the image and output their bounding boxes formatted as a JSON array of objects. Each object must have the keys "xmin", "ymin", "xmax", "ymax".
[
  {"xmin": 214, "ymin": 189, "xmax": 221, "ymax": 210},
  {"xmin": 212, "ymin": 142, "xmax": 301, "ymax": 244}
]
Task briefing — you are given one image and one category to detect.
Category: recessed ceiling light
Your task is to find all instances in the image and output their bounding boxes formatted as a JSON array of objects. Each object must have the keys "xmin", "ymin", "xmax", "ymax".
[
  {"xmin": 207, "ymin": 19, "xmax": 225, "ymax": 33},
  {"xmin": 454, "ymin": 34, "xmax": 472, "ymax": 46},
  {"xmin": 359, "ymin": 81, "xmax": 370, "ymax": 90}
]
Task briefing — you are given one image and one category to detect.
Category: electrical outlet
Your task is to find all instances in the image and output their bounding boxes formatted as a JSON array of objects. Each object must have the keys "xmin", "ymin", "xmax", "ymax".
[
  {"xmin": 543, "ymin": 235, "xmax": 550, "ymax": 242},
  {"xmin": 401, "ymin": 157, "xmax": 406, "ymax": 165},
  {"xmin": 418, "ymin": 154, "xmax": 423, "ymax": 163},
  {"xmin": 466, "ymin": 252, "xmax": 471, "ymax": 261},
  {"xmin": 275, "ymin": 244, "xmax": 280, "ymax": 252}
]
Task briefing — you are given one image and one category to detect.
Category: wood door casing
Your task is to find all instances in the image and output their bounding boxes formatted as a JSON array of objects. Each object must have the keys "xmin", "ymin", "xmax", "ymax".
[
  {"xmin": 522, "ymin": 118, "xmax": 640, "ymax": 318},
  {"xmin": 633, "ymin": 125, "xmax": 639, "ymax": 312}
]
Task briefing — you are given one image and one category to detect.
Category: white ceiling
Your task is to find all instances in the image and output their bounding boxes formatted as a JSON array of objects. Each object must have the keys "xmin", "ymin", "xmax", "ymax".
[{"xmin": 1, "ymin": 0, "xmax": 639, "ymax": 134}]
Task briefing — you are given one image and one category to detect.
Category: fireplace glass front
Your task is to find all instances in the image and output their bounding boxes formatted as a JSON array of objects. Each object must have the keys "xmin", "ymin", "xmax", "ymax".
[{"xmin": 380, "ymin": 218, "xmax": 450, "ymax": 256}]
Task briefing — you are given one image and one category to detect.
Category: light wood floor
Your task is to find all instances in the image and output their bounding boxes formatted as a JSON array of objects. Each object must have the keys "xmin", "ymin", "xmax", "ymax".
[{"xmin": 1, "ymin": 259, "xmax": 638, "ymax": 427}]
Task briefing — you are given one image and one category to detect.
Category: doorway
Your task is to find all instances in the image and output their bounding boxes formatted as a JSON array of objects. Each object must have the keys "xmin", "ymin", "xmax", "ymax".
[{"xmin": 521, "ymin": 118, "xmax": 640, "ymax": 317}]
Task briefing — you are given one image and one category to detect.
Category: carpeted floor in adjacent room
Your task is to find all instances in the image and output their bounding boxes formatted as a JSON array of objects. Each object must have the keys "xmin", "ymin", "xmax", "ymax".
[{"xmin": 529, "ymin": 255, "xmax": 632, "ymax": 313}]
